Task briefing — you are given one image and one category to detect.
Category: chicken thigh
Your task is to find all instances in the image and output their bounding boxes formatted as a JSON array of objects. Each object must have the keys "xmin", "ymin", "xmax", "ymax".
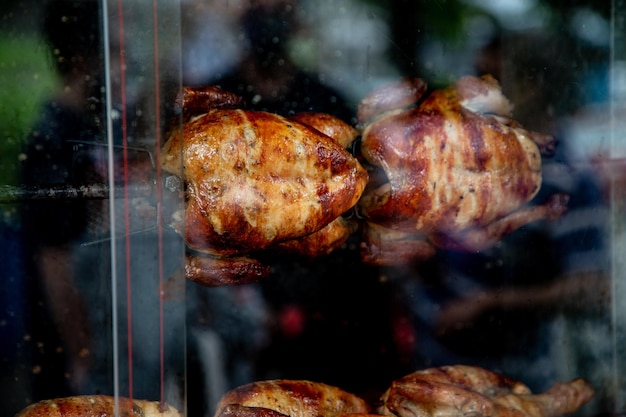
[{"xmin": 378, "ymin": 365, "xmax": 594, "ymax": 417}]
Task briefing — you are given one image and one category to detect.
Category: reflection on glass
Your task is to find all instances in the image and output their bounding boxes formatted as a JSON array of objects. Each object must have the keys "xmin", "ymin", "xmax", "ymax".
[{"xmin": 0, "ymin": 0, "xmax": 621, "ymax": 416}]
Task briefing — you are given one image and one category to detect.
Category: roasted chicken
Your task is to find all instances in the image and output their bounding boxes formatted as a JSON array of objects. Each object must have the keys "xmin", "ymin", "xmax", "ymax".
[
  {"xmin": 161, "ymin": 86, "xmax": 368, "ymax": 286},
  {"xmin": 213, "ymin": 379, "xmax": 370, "ymax": 417},
  {"xmin": 357, "ymin": 75, "xmax": 568, "ymax": 265},
  {"xmin": 378, "ymin": 365, "xmax": 594, "ymax": 417},
  {"xmin": 15, "ymin": 395, "xmax": 181, "ymax": 417}
]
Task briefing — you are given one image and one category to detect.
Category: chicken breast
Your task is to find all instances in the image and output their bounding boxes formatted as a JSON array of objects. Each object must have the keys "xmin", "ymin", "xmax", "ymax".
[
  {"xmin": 214, "ymin": 380, "xmax": 370, "ymax": 417},
  {"xmin": 162, "ymin": 109, "xmax": 368, "ymax": 258}
]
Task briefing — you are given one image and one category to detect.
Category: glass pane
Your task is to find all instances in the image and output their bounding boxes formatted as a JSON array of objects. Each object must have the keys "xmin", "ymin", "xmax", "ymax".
[
  {"xmin": 180, "ymin": 1, "xmax": 618, "ymax": 416},
  {"xmin": 0, "ymin": 0, "xmax": 185, "ymax": 414},
  {"xmin": 2, "ymin": 1, "xmax": 625, "ymax": 417}
]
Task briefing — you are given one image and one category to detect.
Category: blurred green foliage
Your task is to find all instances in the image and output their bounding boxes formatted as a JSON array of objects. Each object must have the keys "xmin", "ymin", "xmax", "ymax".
[{"xmin": 0, "ymin": 33, "xmax": 59, "ymax": 187}]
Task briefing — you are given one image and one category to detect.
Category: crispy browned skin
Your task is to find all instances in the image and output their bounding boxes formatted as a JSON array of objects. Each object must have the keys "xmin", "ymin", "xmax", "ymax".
[
  {"xmin": 162, "ymin": 108, "xmax": 367, "ymax": 257},
  {"xmin": 214, "ymin": 380, "xmax": 371, "ymax": 417},
  {"xmin": 185, "ymin": 253, "xmax": 271, "ymax": 287},
  {"xmin": 15, "ymin": 395, "xmax": 181, "ymax": 417},
  {"xmin": 176, "ymin": 85, "xmax": 246, "ymax": 117},
  {"xmin": 378, "ymin": 365, "xmax": 594, "ymax": 417},
  {"xmin": 181, "ymin": 214, "xmax": 359, "ymax": 286},
  {"xmin": 358, "ymin": 75, "xmax": 567, "ymax": 264},
  {"xmin": 273, "ymin": 216, "xmax": 358, "ymax": 257},
  {"xmin": 289, "ymin": 112, "xmax": 359, "ymax": 149},
  {"xmin": 218, "ymin": 404, "xmax": 290, "ymax": 417}
]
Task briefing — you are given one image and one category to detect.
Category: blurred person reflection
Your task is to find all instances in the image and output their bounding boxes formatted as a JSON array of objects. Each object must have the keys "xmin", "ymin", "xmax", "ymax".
[
  {"xmin": 19, "ymin": 0, "xmax": 109, "ymax": 400},
  {"xmin": 488, "ymin": 31, "xmax": 613, "ymax": 411},
  {"xmin": 20, "ymin": 0, "xmax": 184, "ymax": 404},
  {"xmin": 180, "ymin": 0, "xmax": 243, "ymax": 86},
  {"xmin": 195, "ymin": 0, "xmax": 355, "ymax": 121}
]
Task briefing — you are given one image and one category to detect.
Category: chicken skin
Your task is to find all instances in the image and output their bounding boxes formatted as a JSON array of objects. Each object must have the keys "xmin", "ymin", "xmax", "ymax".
[
  {"xmin": 161, "ymin": 86, "xmax": 367, "ymax": 286},
  {"xmin": 357, "ymin": 75, "xmax": 568, "ymax": 265},
  {"xmin": 15, "ymin": 395, "xmax": 182, "ymax": 417},
  {"xmin": 214, "ymin": 379, "xmax": 370, "ymax": 417},
  {"xmin": 378, "ymin": 365, "xmax": 594, "ymax": 417}
]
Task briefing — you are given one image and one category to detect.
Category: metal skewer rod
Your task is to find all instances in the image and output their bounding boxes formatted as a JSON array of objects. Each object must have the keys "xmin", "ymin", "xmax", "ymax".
[{"xmin": 0, "ymin": 182, "xmax": 154, "ymax": 203}]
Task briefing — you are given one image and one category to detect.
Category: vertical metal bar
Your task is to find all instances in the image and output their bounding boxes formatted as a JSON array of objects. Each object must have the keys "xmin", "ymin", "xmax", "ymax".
[
  {"xmin": 151, "ymin": 0, "xmax": 167, "ymax": 406},
  {"xmin": 101, "ymin": 0, "xmax": 121, "ymax": 414},
  {"xmin": 611, "ymin": 0, "xmax": 626, "ymax": 412}
]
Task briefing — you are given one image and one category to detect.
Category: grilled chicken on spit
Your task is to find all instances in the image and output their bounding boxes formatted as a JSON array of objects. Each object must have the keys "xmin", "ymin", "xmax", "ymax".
[
  {"xmin": 162, "ymin": 86, "xmax": 368, "ymax": 286},
  {"xmin": 214, "ymin": 379, "xmax": 371, "ymax": 417},
  {"xmin": 357, "ymin": 75, "xmax": 569, "ymax": 265},
  {"xmin": 378, "ymin": 365, "xmax": 594, "ymax": 417},
  {"xmin": 15, "ymin": 395, "xmax": 182, "ymax": 417}
]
